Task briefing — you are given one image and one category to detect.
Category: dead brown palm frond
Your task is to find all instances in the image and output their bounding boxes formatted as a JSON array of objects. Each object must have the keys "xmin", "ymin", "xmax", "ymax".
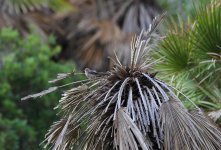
[
  {"xmin": 22, "ymin": 14, "xmax": 221, "ymax": 150},
  {"xmin": 59, "ymin": 0, "xmax": 161, "ymax": 71},
  {"xmin": 0, "ymin": 0, "xmax": 74, "ymax": 38},
  {"xmin": 209, "ymin": 109, "xmax": 221, "ymax": 122},
  {"xmin": 0, "ymin": 0, "xmax": 47, "ymax": 15},
  {"xmin": 65, "ymin": 19, "xmax": 131, "ymax": 71},
  {"xmin": 160, "ymin": 100, "xmax": 221, "ymax": 150},
  {"xmin": 112, "ymin": 0, "xmax": 161, "ymax": 33},
  {"xmin": 0, "ymin": 6, "xmax": 56, "ymax": 38},
  {"xmin": 89, "ymin": 0, "xmax": 160, "ymax": 32},
  {"xmin": 114, "ymin": 108, "xmax": 152, "ymax": 150}
]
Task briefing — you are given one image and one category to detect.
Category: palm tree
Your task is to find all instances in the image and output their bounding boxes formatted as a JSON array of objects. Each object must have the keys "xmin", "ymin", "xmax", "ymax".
[
  {"xmin": 155, "ymin": 1, "xmax": 221, "ymax": 122},
  {"xmin": 22, "ymin": 14, "xmax": 221, "ymax": 150}
]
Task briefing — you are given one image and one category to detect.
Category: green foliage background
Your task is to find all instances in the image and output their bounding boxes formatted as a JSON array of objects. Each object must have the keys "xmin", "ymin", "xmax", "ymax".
[{"xmin": 0, "ymin": 28, "xmax": 80, "ymax": 149}]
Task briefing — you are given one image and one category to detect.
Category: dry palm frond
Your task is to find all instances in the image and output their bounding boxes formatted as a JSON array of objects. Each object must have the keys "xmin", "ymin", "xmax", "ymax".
[
  {"xmin": 90, "ymin": 0, "xmax": 160, "ymax": 33},
  {"xmin": 0, "ymin": 0, "xmax": 47, "ymax": 15},
  {"xmin": 114, "ymin": 108, "xmax": 152, "ymax": 150},
  {"xmin": 49, "ymin": 70, "xmax": 75, "ymax": 83},
  {"xmin": 59, "ymin": 0, "xmax": 161, "ymax": 71},
  {"xmin": 161, "ymin": 100, "xmax": 221, "ymax": 150},
  {"xmin": 209, "ymin": 109, "xmax": 221, "ymax": 122},
  {"xmin": 0, "ymin": 9, "xmax": 50, "ymax": 38},
  {"xmin": 22, "ymin": 15, "xmax": 221, "ymax": 150},
  {"xmin": 0, "ymin": 10, "xmax": 60, "ymax": 38},
  {"xmin": 65, "ymin": 19, "xmax": 131, "ymax": 71},
  {"xmin": 21, "ymin": 87, "xmax": 58, "ymax": 100},
  {"xmin": 113, "ymin": 0, "xmax": 161, "ymax": 33},
  {"xmin": 0, "ymin": 0, "xmax": 73, "ymax": 38}
]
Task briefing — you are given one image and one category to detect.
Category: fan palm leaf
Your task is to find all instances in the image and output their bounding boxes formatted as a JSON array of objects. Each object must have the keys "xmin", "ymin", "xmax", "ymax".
[
  {"xmin": 156, "ymin": 27, "xmax": 193, "ymax": 74},
  {"xmin": 192, "ymin": 1, "xmax": 221, "ymax": 57},
  {"xmin": 155, "ymin": 1, "xmax": 221, "ymax": 113},
  {"xmin": 22, "ymin": 14, "xmax": 221, "ymax": 150}
]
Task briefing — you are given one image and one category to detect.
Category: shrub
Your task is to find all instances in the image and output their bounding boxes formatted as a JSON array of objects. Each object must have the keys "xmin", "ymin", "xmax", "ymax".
[{"xmin": 0, "ymin": 28, "xmax": 80, "ymax": 149}]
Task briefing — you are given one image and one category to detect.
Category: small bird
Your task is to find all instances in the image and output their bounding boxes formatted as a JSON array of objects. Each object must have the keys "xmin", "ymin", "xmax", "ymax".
[{"xmin": 84, "ymin": 68, "xmax": 109, "ymax": 79}]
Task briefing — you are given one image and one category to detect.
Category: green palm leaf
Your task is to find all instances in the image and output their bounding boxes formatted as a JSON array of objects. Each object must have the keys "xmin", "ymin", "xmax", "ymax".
[
  {"xmin": 155, "ymin": 0, "xmax": 221, "ymax": 112},
  {"xmin": 192, "ymin": 1, "xmax": 221, "ymax": 57},
  {"xmin": 156, "ymin": 28, "xmax": 193, "ymax": 74}
]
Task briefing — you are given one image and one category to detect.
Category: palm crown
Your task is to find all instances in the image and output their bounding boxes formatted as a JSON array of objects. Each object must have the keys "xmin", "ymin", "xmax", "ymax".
[{"xmin": 22, "ymin": 12, "xmax": 221, "ymax": 149}]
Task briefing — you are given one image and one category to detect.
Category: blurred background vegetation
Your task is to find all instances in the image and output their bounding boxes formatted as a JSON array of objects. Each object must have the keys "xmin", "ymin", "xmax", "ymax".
[{"xmin": 0, "ymin": 0, "xmax": 220, "ymax": 149}]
